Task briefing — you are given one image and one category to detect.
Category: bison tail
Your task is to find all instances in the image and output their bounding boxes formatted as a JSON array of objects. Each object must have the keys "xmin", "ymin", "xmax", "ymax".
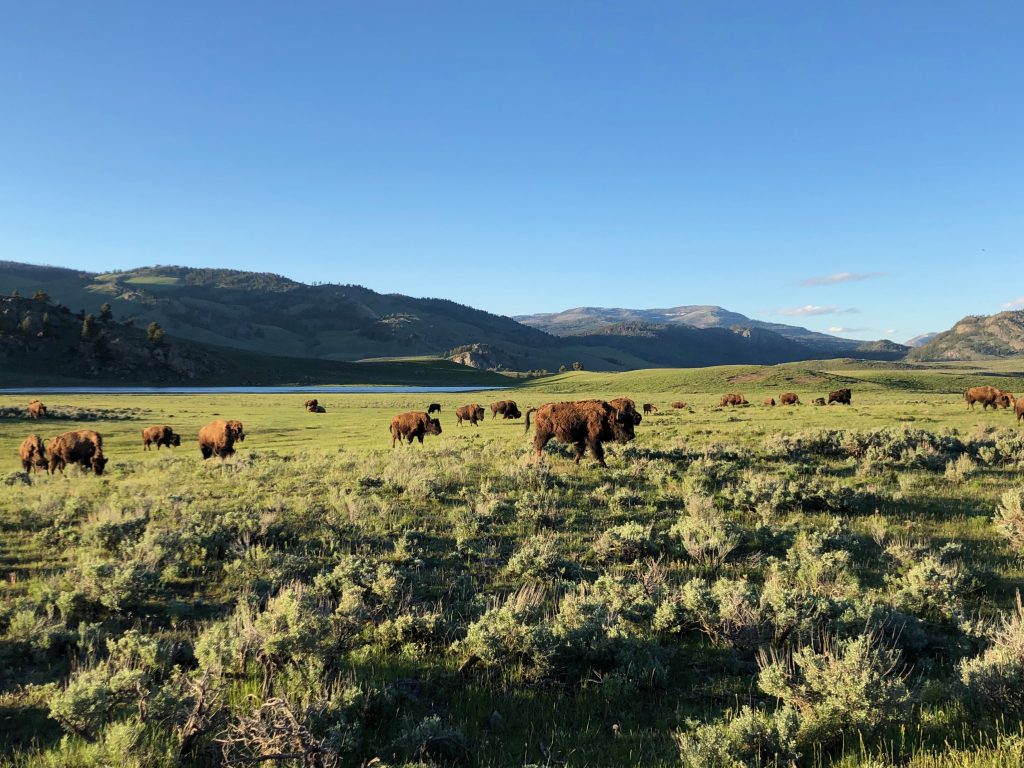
[{"xmin": 524, "ymin": 407, "xmax": 537, "ymax": 432}]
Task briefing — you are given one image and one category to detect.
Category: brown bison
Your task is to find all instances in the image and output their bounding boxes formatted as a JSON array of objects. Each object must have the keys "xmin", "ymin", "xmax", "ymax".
[
  {"xmin": 763, "ymin": 397, "xmax": 776, "ymax": 407},
  {"xmin": 304, "ymin": 398, "xmax": 319, "ymax": 410},
  {"xmin": 996, "ymin": 392, "xmax": 1016, "ymax": 409},
  {"xmin": 1015, "ymin": 397, "xmax": 1024, "ymax": 423},
  {"xmin": 142, "ymin": 425, "xmax": 181, "ymax": 451},
  {"xmin": 490, "ymin": 400, "xmax": 522, "ymax": 420},
  {"xmin": 27, "ymin": 399, "xmax": 47, "ymax": 419},
  {"xmin": 642, "ymin": 403, "xmax": 658, "ymax": 415},
  {"xmin": 964, "ymin": 386, "xmax": 1007, "ymax": 410},
  {"xmin": 720, "ymin": 393, "xmax": 748, "ymax": 407},
  {"xmin": 48, "ymin": 430, "xmax": 107, "ymax": 475},
  {"xmin": 828, "ymin": 389, "xmax": 852, "ymax": 405},
  {"xmin": 198, "ymin": 419, "xmax": 245, "ymax": 459},
  {"xmin": 671, "ymin": 401, "xmax": 688, "ymax": 409},
  {"xmin": 427, "ymin": 403, "xmax": 442, "ymax": 414},
  {"xmin": 780, "ymin": 392, "xmax": 800, "ymax": 406},
  {"xmin": 455, "ymin": 404, "xmax": 486, "ymax": 426},
  {"xmin": 813, "ymin": 397, "xmax": 826, "ymax": 406},
  {"xmin": 19, "ymin": 434, "xmax": 48, "ymax": 472},
  {"xmin": 609, "ymin": 397, "xmax": 643, "ymax": 425},
  {"xmin": 524, "ymin": 400, "xmax": 637, "ymax": 467},
  {"xmin": 391, "ymin": 411, "xmax": 443, "ymax": 447}
]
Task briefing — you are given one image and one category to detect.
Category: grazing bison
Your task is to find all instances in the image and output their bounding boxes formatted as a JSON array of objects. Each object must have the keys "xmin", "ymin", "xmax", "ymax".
[
  {"xmin": 828, "ymin": 389, "xmax": 852, "ymax": 405},
  {"xmin": 524, "ymin": 400, "xmax": 637, "ymax": 467},
  {"xmin": 142, "ymin": 425, "xmax": 181, "ymax": 451},
  {"xmin": 27, "ymin": 399, "xmax": 47, "ymax": 419},
  {"xmin": 490, "ymin": 400, "xmax": 522, "ymax": 420},
  {"xmin": 391, "ymin": 411, "xmax": 443, "ymax": 447},
  {"xmin": 964, "ymin": 386, "xmax": 1007, "ymax": 410},
  {"xmin": 671, "ymin": 401, "xmax": 688, "ymax": 409},
  {"xmin": 48, "ymin": 430, "xmax": 107, "ymax": 475},
  {"xmin": 997, "ymin": 392, "xmax": 1016, "ymax": 409},
  {"xmin": 609, "ymin": 397, "xmax": 643, "ymax": 425},
  {"xmin": 720, "ymin": 393, "xmax": 748, "ymax": 407},
  {"xmin": 198, "ymin": 419, "xmax": 245, "ymax": 460},
  {"xmin": 455, "ymin": 404, "xmax": 486, "ymax": 426},
  {"xmin": 763, "ymin": 397, "xmax": 776, "ymax": 407},
  {"xmin": 427, "ymin": 403, "xmax": 442, "ymax": 414},
  {"xmin": 642, "ymin": 403, "xmax": 658, "ymax": 415},
  {"xmin": 813, "ymin": 397, "xmax": 826, "ymax": 406},
  {"xmin": 780, "ymin": 392, "xmax": 800, "ymax": 406},
  {"xmin": 19, "ymin": 434, "xmax": 48, "ymax": 472}
]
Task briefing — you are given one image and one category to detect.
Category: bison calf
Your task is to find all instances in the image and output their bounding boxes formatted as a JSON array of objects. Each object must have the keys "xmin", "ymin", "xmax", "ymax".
[
  {"xmin": 19, "ymin": 434, "xmax": 48, "ymax": 472},
  {"xmin": 391, "ymin": 412, "xmax": 442, "ymax": 446},
  {"xmin": 524, "ymin": 400, "xmax": 636, "ymax": 467},
  {"xmin": 455, "ymin": 404, "xmax": 486, "ymax": 426},
  {"xmin": 48, "ymin": 430, "xmax": 107, "ymax": 475},
  {"xmin": 642, "ymin": 403, "xmax": 658, "ymax": 415},
  {"xmin": 199, "ymin": 419, "xmax": 245, "ymax": 459},
  {"xmin": 142, "ymin": 425, "xmax": 181, "ymax": 451}
]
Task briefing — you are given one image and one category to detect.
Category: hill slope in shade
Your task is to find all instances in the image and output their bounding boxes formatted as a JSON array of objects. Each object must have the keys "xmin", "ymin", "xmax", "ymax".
[
  {"xmin": 0, "ymin": 261, "xmax": 906, "ymax": 371},
  {"xmin": 908, "ymin": 311, "xmax": 1024, "ymax": 361}
]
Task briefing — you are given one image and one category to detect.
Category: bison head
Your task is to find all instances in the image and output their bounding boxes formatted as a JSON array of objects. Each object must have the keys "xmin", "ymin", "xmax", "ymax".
[
  {"xmin": 92, "ymin": 454, "xmax": 108, "ymax": 475},
  {"xmin": 426, "ymin": 418, "xmax": 442, "ymax": 436},
  {"xmin": 507, "ymin": 405, "xmax": 522, "ymax": 419},
  {"xmin": 228, "ymin": 421, "xmax": 245, "ymax": 441},
  {"xmin": 171, "ymin": 433, "xmax": 182, "ymax": 447},
  {"xmin": 610, "ymin": 409, "xmax": 638, "ymax": 444}
]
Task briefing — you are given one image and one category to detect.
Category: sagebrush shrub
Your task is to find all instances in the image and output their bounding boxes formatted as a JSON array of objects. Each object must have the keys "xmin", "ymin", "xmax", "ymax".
[{"xmin": 995, "ymin": 488, "xmax": 1024, "ymax": 551}]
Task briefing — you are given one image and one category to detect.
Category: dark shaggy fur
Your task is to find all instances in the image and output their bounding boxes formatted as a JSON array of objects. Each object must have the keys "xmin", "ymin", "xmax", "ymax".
[
  {"xmin": 780, "ymin": 392, "xmax": 800, "ymax": 406},
  {"xmin": 490, "ymin": 400, "xmax": 522, "ymax": 420},
  {"xmin": 523, "ymin": 400, "xmax": 637, "ymax": 467},
  {"xmin": 48, "ymin": 430, "xmax": 106, "ymax": 475},
  {"xmin": 827, "ymin": 388, "xmax": 852, "ymax": 405},
  {"xmin": 198, "ymin": 419, "xmax": 245, "ymax": 459},
  {"xmin": 455, "ymin": 404, "xmax": 486, "ymax": 426},
  {"xmin": 642, "ymin": 403, "xmax": 657, "ymax": 415},
  {"xmin": 142, "ymin": 425, "xmax": 181, "ymax": 451},
  {"xmin": 19, "ymin": 434, "xmax": 48, "ymax": 472},
  {"xmin": 427, "ymin": 403, "xmax": 442, "ymax": 414},
  {"xmin": 390, "ymin": 412, "xmax": 443, "ymax": 447}
]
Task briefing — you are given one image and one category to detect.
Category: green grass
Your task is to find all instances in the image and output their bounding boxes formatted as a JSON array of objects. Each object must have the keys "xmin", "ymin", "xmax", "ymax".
[{"xmin": 2, "ymin": 362, "xmax": 1024, "ymax": 766}]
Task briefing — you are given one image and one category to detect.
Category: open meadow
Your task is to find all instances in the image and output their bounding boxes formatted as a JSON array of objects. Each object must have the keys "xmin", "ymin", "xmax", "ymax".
[{"xmin": 3, "ymin": 360, "xmax": 1024, "ymax": 767}]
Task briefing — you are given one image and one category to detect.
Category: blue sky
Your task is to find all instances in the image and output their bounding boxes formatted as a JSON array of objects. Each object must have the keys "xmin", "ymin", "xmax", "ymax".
[{"xmin": 1, "ymin": 2, "xmax": 1022, "ymax": 342}]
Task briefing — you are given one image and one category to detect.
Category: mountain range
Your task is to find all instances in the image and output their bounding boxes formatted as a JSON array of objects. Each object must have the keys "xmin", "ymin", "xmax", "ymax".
[{"xmin": 1, "ymin": 259, "xmax": 1018, "ymax": 381}]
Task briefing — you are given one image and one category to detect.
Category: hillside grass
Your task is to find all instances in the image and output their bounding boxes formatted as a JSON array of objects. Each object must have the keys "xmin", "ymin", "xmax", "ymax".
[{"xmin": 2, "ymin": 362, "xmax": 1024, "ymax": 766}]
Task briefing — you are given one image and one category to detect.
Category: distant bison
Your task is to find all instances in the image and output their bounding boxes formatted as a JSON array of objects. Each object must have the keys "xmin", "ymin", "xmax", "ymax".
[
  {"xmin": 142, "ymin": 425, "xmax": 181, "ymax": 451},
  {"xmin": 27, "ymin": 399, "xmax": 47, "ymax": 419},
  {"xmin": 19, "ymin": 434, "xmax": 48, "ymax": 472},
  {"xmin": 780, "ymin": 392, "xmax": 800, "ymax": 406},
  {"xmin": 642, "ymin": 403, "xmax": 658, "ymax": 415},
  {"xmin": 427, "ymin": 403, "xmax": 442, "ymax": 414},
  {"xmin": 308, "ymin": 404, "xmax": 326, "ymax": 413},
  {"xmin": 391, "ymin": 411, "xmax": 443, "ymax": 447},
  {"xmin": 964, "ymin": 386, "xmax": 1007, "ymax": 410},
  {"xmin": 813, "ymin": 397, "xmax": 826, "ymax": 406},
  {"xmin": 763, "ymin": 397, "xmax": 776, "ymax": 407},
  {"xmin": 490, "ymin": 400, "xmax": 522, "ymax": 420},
  {"xmin": 304, "ymin": 399, "xmax": 319, "ymax": 410},
  {"xmin": 199, "ymin": 419, "xmax": 245, "ymax": 460},
  {"xmin": 671, "ymin": 401, "xmax": 688, "ymax": 409},
  {"xmin": 524, "ymin": 400, "xmax": 637, "ymax": 467},
  {"xmin": 828, "ymin": 389, "xmax": 852, "ymax": 405},
  {"xmin": 609, "ymin": 397, "xmax": 643, "ymax": 425},
  {"xmin": 720, "ymin": 393, "xmax": 748, "ymax": 407},
  {"xmin": 48, "ymin": 430, "xmax": 107, "ymax": 475},
  {"xmin": 456, "ymin": 404, "xmax": 486, "ymax": 426}
]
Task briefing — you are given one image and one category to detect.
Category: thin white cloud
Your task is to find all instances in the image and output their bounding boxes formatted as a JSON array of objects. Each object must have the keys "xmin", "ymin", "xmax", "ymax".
[
  {"xmin": 827, "ymin": 326, "xmax": 867, "ymax": 333},
  {"xmin": 777, "ymin": 305, "xmax": 860, "ymax": 317},
  {"xmin": 1002, "ymin": 297, "xmax": 1024, "ymax": 309},
  {"xmin": 801, "ymin": 271, "xmax": 888, "ymax": 286}
]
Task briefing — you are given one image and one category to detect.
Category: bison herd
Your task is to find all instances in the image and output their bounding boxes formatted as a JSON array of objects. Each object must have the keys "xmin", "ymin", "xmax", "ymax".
[{"xmin": 14, "ymin": 383, "xmax": 1024, "ymax": 475}]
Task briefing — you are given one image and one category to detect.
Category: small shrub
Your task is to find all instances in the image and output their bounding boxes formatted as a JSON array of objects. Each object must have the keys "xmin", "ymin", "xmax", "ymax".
[
  {"xmin": 592, "ymin": 522, "xmax": 659, "ymax": 564},
  {"xmin": 675, "ymin": 705, "xmax": 800, "ymax": 768},
  {"xmin": 995, "ymin": 488, "xmax": 1024, "ymax": 551}
]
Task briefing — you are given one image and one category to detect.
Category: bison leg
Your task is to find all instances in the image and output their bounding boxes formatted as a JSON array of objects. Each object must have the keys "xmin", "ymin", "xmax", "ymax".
[
  {"xmin": 533, "ymin": 431, "xmax": 552, "ymax": 459},
  {"xmin": 391, "ymin": 431, "xmax": 398, "ymax": 448},
  {"xmin": 588, "ymin": 439, "xmax": 607, "ymax": 467},
  {"xmin": 573, "ymin": 441, "xmax": 587, "ymax": 463},
  {"xmin": 200, "ymin": 445, "xmax": 213, "ymax": 459}
]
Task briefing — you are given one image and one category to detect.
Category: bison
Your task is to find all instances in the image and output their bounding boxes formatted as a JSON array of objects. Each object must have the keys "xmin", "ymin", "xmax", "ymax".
[
  {"xmin": 828, "ymin": 389, "xmax": 852, "ymax": 405},
  {"xmin": 642, "ymin": 403, "xmax": 658, "ymax": 415},
  {"xmin": 671, "ymin": 401, "xmax": 688, "ymax": 409},
  {"xmin": 964, "ymin": 386, "xmax": 1006, "ymax": 410},
  {"xmin": 813, "ymin": 397, "xmax": 826, "ymax": 406},
  {"xmin": 720, "ymin": 393, "xmax": 748, "ymax": 407},
  {"xmin": 455, "ymin": 404, "xmax": 486, "ymax": 426},
  {"xmin": 609, "ymin": 397, "xmax": 643, "ymax": 425},
  {"xmin": 1015, "ymin": 397, "xmax": 1024, "ymax": 423},
  {"xmin": 142, "ymin": 425, "xmax": 181, "ymax": 451},
  {"xmin": 19, "ymin": 434, "xmax": 48, "ymax": 472},
  {"xmin": 997, "ymin": 392, "xmax": 1016, "ymax": 409},
  {"xmin": 48, "ymin": 430, "xmax": 107, "ymax": 475},
  {"xmin": 27, "ymin": 399, "xmax": 47, "ymax": 419},
  {"xmin": 391, "ymin": 411, "xmax": 443, "ymax": 447},
  {"xmin": 304, "ymin": 399, "xmax": 319, "ymax": 410},
  {"xmin": 763, "ymin": 397, "xmax": 776, "ymax": 407},
  {"xmin": 524, "ymin": 400, "xmax": 637, "ymax": 467},
  {"xmin": 308, "ymin": 404, "xmax": 326, "ymax": 413},
  {"xmin": 198, "ymin": 419, "xmax": 245, "ymax": 460},
  {"xmin": 427, "ymin": 403, "xmax": 442, "ymax": 414},
  {"xmin": 490, "ymin": 400, "xmax": 522, "ymax": 420},
  {"xmin": 780, "ymin": 392, "xmax": 800, "ymax": 406}
]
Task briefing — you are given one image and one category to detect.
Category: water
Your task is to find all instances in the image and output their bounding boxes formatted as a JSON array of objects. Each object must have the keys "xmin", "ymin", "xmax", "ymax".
[{"xmin": 0, "ymin": 385, "xmax": 506, "ymax": 395}]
